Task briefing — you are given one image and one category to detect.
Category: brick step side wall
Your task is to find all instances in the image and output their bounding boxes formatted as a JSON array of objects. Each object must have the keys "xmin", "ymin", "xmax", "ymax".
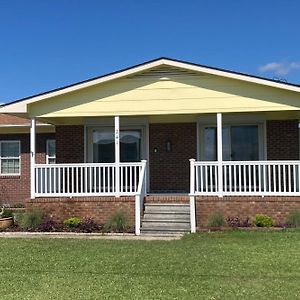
[
  {"xmin": 196, "ymin": 196, "xmax": 300, "ymax": 227},
  {"xmin": 26, "ymin": 196, "xmax": 135, "ymax": 225}
]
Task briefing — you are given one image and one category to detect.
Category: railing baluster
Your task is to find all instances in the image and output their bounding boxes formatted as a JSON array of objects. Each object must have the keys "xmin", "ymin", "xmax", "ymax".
[
  {"xmin": 293, "ymin": 164, "xmax": 296, "ymax": 193},
  {"xmin": 288, "ymin": 165, "xmax": 291, "ymax": 193}
]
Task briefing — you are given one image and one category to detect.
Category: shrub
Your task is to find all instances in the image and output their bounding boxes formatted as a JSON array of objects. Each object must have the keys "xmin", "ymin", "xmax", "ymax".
[
  {"xmin": 79, "ymin": 218, "xmax": 101, "ymax": 233},
  {"xmin": 20, "ymin": 210, "xmax": 43, "ymax": 230},
  {"xmin": 207, "ymin": 213, "xmax": 226, "ymax": 227},
  {"xmin": 38, "ymin": 218, "xmax": 60, "ymax": 232},
  {"xmin": 104, "ymin": 211, "xmax": 129, "ymax": 232},
  {"xmin": 286, "ymin": 211, "xmax": 300, "ymax": 228},
  {"xmin": 226, "ymin": 216, "xmax": 251, "ymax": 228},
  {"xmin": 0, "ymin": 208, "xmax": 14, "ymax": 218},
  {"xmin": 63, "ymin": 217, "xmax": 82, "ymax": 228},
  {"xmin": 253, "ymin": 214, "xmax": 274, "ymax": 227}
]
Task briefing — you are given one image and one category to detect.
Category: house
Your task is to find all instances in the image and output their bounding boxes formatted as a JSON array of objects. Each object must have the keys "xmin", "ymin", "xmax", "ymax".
[{"xmin": 1, "ymin": 57, "xmax": 300, "ymax": 235}]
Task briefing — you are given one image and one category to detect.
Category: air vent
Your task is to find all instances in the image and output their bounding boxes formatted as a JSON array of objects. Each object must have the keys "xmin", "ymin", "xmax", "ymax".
[{"xmin": 125, "ymin": 66, "xmax": 205, "ymax": 80}]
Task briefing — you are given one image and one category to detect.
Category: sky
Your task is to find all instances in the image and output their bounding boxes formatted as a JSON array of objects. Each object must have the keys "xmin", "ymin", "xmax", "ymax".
[{"xmin": 0, "ymin": 0, "xmax": 299, "ymax": 103}]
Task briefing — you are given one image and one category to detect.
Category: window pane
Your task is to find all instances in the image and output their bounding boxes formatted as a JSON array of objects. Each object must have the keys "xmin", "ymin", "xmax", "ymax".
[
  {"xmin": 1, "ymin": 142, "xmax": 19, "ymax": 157},
  {"xmin": 203, "ymin": 127, "xmax": 230, "ymax": 161},
  {"xmin": 120, "ymin": 130, "xmax": 141, "ymax": 162},
  {"xmin": 231, "ymin": 125, "xmax": 258, "ymax": 161},
  {"xmin": 47, "ymin": 140, "xmax": 56, "ymax": 157},
  {"xmin": 93, "ymin": 130, "xmax": 115, "ymax": 163},
  {"xmin": 1, "ymin": 159, "xmax": 20, "ymax": 174}
]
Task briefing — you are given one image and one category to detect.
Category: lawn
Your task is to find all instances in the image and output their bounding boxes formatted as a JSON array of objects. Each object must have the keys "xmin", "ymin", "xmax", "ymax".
[{"xmin": 1, "ymin": 231, "xmax": 300, "ymax": 299}]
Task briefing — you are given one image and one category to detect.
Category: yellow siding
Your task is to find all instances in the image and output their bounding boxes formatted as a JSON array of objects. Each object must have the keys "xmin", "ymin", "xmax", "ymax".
[{"xmin": 28, "ymin": 69, "xmax": 300, "ymax": 118}]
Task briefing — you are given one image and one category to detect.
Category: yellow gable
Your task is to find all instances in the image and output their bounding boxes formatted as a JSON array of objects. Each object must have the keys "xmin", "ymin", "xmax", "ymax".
[{"xmin": 28, "ymin": 66, "xmax": 300, "ymax": 118}]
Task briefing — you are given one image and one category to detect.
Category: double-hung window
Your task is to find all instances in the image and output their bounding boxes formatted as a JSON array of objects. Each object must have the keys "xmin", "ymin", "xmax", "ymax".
[
  {"xmin": 0, "ymin": 141, "xmax": 21, "ymax": 175},
  {"xmin": 46, "ymin": 140, "xmax": 56, "ymax": 164}
]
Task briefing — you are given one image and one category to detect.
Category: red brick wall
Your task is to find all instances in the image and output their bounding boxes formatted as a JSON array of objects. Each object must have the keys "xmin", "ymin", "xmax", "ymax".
[
  {"xmin": 149, "ymin": 123, "xmax": 197, "ymax": 192},
  {"xmin": 196, "ymin": 196, "xmax": 300, "ymax": 227},
  {"xmin": 0, "ymin": 133, "xmax": 55, "ymax": 205},
  {"xmin": 26, "ymin": 196, "xmax": 135, "ymax": 225},
  {"xmin": 56, "ymin": 125, "xmax": 84, "ymax": 163},
  {"xmin": 267, "ymin": 120, "xmax": 299, "ymax": 160}
]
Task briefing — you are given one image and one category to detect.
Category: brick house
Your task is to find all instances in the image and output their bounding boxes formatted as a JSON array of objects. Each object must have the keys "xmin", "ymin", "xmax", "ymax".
[{"xmin": 1, "ymin": 57, "xmax": 300, "ymax": 234}]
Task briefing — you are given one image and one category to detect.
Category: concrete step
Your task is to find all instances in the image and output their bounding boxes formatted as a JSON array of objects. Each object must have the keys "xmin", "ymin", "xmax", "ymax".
[
  {"xmin": 143, "ymin": 213, "xmax": 190, "ymax": 221},
  {"xmin": 141, "ymin": 222, "xmax": 190, "ymax": 230},
  {"xmin": 144, "ymin": 204, "xmax": 190, "ymax": 214},
  {"xmin": 141, "ymin": 228, "xmax": 190, "ymax": 234}
]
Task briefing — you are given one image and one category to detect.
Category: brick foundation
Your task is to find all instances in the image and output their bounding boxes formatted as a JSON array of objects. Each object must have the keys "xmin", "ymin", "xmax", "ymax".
[
  {"xmin": 196, "ymin": 196, "xmax": 300, "ymax": 227},
  {"xmin": 26, "ymin": 196, "xmax": 135, "ymax": 225}
]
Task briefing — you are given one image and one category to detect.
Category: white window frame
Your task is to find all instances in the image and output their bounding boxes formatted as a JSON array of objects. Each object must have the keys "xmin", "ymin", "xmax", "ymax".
[
  {"xmin": 0, "ymin": 140, "xmax": 21, "ymax": 176},
  {"xmin": 46, "ymin": 139, "xmax": 56, "ymax": 164}
]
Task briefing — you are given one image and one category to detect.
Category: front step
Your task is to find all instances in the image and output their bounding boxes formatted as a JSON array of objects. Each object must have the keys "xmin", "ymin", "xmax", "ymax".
[{"xmin": 141, "ymin": 201, "xmax": 191, "ymax": 235}]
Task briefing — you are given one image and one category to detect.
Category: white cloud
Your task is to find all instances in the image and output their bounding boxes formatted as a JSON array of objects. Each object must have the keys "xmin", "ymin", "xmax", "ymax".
[{"xmin": 258, "ymin": 61, "xmax": 300, "ymax": 76}]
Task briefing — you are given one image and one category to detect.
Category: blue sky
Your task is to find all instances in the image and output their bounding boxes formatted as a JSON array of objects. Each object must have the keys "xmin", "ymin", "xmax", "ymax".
[{"xmin": 0, "ymin": 0, "xmax": 299, "ymax": 103}]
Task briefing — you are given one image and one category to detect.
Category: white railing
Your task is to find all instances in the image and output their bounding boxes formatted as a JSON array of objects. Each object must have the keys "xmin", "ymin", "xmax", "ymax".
[
  {"xmin": 190, "ymin": 160, "xmax": 300, "ymax": 196},
  {"xmin": 35, "ymin": 161, "xmax": 146, "ymax": 197}
]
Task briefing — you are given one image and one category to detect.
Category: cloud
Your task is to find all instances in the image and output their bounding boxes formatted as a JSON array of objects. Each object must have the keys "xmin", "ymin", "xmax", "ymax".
[{"xmin": 258, "ymin": 61, "xmax": 300, "ymax": 76}]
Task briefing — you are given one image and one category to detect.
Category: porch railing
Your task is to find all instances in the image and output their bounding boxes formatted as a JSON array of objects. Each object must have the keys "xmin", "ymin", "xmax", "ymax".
[
  {"xmin": 34, "ymin": 161, "xmax": 147, "ymax": 197},
  {"xmin": 190, "ymin": 160, "xmax": 300, "ymax": 196}
]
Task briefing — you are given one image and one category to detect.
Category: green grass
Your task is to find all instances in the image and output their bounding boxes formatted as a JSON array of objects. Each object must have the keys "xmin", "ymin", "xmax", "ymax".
[{"xmin": 1, "ymin": 231, "xmax": 300, "ymax": 299}]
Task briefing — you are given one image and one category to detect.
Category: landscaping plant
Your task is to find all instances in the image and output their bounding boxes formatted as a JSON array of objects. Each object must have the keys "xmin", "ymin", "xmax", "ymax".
[
  {"xmin": 104, "ymin": 211, "xmax": 129, "ymax": 232},
  {"xmin": 253, "ymin": 214, "xmax": 274, "ymax": 227},
  {"xmin": 207, "ymin": 213, "xmax": 226, "ymax": 227},
  {"xmin": 63, "ymin": 217, "xmax": 82, "ymax": 228},
  {"xmin": 20, "ymin": 209, "xmax": 43, "ymax": 230},
  {"xmin": 286, "ymin": 211, "xmax": 300, "ymax": 228},
  {"xmin": 226, "ymin": 216, "xmax": 251, "ymax": 228}
]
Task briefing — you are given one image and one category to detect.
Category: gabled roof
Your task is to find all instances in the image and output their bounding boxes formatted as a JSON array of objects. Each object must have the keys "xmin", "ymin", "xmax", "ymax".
[{"xmin": 1, "ymin": 57, "xmax": 300, "ymax": 114}]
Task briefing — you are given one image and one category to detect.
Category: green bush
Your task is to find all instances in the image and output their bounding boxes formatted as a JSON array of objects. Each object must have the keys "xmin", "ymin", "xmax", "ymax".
[
  {"xmin": 207, "ymin": 213, "xmax": 226, "ymax": 227},
  {"xmin": 63, "ymin": 217, "xmax": 82, "ymax": 228},
  {"xmin": 104, "ymin": 211, "xmax": 129, "ymax": 232},
  {"xmin": 286, "ymin": 211, "xmax": 300, "ymax": 228},
  {"xmin": 0, "ymin": 208, "xmax": 13, "ymax": 218},
  {"xmin": 253, "ymin": 214, "xmax": 274, "ymax": 227},
  {"xmin": 20, "ymin": 210, "xmax": 43, "ymax": 230}
]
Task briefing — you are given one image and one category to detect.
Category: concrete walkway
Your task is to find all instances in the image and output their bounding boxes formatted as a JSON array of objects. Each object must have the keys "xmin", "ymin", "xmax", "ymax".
[{"xmin": 0, "ymin": 231, "xmax": 182, "ymax": 240}]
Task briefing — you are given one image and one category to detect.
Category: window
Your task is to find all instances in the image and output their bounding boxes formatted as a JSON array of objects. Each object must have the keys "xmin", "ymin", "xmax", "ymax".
[
  {"xmin": 0, "ymin": 141, "xmax": 21, "ymax": 175},
  {"xmin": 46, "ymin": 140, "xmax": 56, "ymax": 164},
  {"xmin": 92, "ymin": 129, "xmax": 142, "ymax": 163},
  {"xmin": 201, "ymin": 125, "xmax": 261, "ymax": 161}
]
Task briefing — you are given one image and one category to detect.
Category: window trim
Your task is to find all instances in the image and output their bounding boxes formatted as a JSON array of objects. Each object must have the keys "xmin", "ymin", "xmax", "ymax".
[
  {"xmin": 46, "ymin": 139, "xmax": 56, "ymax": 164},
  {"xmin": 0, "ymin": 140, "xmax": 21, "ymax": 176}
]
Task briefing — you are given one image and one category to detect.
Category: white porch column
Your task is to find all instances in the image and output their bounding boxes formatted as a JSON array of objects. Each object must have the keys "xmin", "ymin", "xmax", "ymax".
[
  {"xmin": 189, "ymin": 159, "xmax": 196, "ymax": 233},
  {"xmin": 30, "ymin": 118, "xmax": 36, "ymax": 199},
  {"xmin": 115, "ymin": 116, "xmax": 120, "ymax": 197},
  {"xmin": 217, "ymin": 113, "xmax": 223, "ymax": 197}
]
